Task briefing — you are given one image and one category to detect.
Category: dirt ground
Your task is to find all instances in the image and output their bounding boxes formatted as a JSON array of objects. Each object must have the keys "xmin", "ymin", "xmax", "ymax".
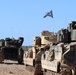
[{"xmin": 0, "ymin": 63, "xmax": 31, "ymax": 75}]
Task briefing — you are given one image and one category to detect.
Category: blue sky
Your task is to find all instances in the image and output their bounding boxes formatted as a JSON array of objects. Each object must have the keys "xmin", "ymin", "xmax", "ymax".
[{"xmin": 0, "ymin": 0, "xmax": 76, "ymax": 46}]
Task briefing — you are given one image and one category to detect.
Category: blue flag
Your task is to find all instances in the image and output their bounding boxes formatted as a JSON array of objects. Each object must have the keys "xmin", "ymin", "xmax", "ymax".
[{"xmin": 44, "ymin": 10, "xmax": 53, "ymax": 18}]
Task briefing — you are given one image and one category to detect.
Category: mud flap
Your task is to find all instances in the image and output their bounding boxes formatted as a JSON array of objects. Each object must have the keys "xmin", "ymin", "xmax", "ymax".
[{"xmin": 18, "ymin": 48, "xmax": 24, "ymax": 64}]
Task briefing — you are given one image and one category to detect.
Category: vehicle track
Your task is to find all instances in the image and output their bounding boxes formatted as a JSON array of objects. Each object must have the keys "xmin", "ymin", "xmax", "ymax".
[{"xmin": 0, "ymin": 63, "xmax": 31, "ymax": 75}]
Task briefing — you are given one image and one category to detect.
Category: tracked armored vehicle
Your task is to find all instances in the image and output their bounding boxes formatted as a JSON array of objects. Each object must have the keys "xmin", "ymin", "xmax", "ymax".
[
  {"xmin": 23, "ymin": 31, "xmax": 57, "ymax": 75},
  {"xmin": 0, "ymin": 37, "xmax": 24, "ymax": 64},
  {"xmin": 41, "ymin": 21, "xmax": 76, "ymax": 75}
]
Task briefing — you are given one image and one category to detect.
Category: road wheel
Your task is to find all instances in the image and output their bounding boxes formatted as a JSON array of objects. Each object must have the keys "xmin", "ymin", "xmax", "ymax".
[{"xmin": 18, "ymin": 48, "xmax": 24, "ymax": 64}]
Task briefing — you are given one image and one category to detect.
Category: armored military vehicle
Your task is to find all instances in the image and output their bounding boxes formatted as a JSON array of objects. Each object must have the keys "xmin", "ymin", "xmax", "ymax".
[
  {"xmin": 41, "ymin": 21, "xmax": 76, "ymax": 75},
  {"xmin": 0, "ymin": 37, "xmax": 24, "ymax": 64},
  {"xmin": 23, "ymin": 31, "xmax": 57, "ymax": 75}
]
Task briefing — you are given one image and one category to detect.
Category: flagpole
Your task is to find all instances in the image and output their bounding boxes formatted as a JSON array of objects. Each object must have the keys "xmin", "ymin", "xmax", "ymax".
[{"xmin": 51, "ymin": 10, "xmax": 55, "ymax": 32}]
